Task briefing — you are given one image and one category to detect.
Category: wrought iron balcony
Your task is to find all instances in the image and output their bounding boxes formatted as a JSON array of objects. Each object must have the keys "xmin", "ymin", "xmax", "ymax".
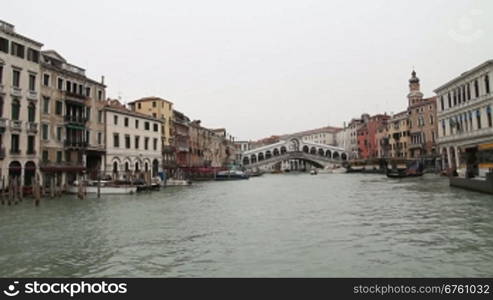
[
  {"xmin": 9, "ymin": 120, "xmax": 22, "ymax": 132},
  {"xmin": 26, "ymin": 122, "xmax": 38, "ymax": 133},
  {"xmin": 64, "ymin": 115, "xmax": 87, "ymax": 125},
  {"xmin": 65, "ymin": 90, "xmax": 87, "ymax": 101},
  {"xmin": 64, "ymin": 140, "xmax": 88, "ymax": 148}
]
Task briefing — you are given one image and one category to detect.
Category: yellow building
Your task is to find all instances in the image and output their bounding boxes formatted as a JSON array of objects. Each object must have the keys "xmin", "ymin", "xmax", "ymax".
[{"xmin": 128, "ymin": 97, "xmax": 173, "ymax": 146}]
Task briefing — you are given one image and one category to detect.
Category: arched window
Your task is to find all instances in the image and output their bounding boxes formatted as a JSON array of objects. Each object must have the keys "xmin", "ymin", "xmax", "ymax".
[
  {"xmin": 125, "ymin": 162, "xmax": 130, "ymax": 172},
  {"xmin": 113, "ymin": 161, "xmax": 118, "ymax": 173},
  {"xmin": 11, "ymin": 99, "xmax": 20, "ymax": 120}
]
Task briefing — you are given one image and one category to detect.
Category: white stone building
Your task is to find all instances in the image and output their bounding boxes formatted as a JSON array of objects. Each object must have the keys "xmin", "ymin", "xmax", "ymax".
[
  {"xmin": 435, "ymin": 60, "xmax": 493, "ymax": 176},
  {"xmin": 0, "ymin": 20, "xmax": 43, "ymax": 185},
  {"xmin": 103, "ymin": 100, "xmax": 163, "ymax": 179}
]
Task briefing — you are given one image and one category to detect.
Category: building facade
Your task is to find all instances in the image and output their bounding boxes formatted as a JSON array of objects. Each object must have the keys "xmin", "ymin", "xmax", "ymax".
[
  {"xmin": 128, "ymin": 97, "xmax": 175, "ymax": 172},
  {"xmin": 357, "ymin": 114, "xmax": 389, "ymax": 159},
  {"xmin": 406, "ymin": 71, "xmax": 438, "ymax": 163},
  {"xmin": 172, "ymin": 110, "xmax": 190, "ymax": 169},
  {"xmin": 436, "ymin": 60, "xmax": 493, "ymax": 176},
  {"xmin": 104, "ymin": 100, "xmax": 162, "ymax": 179},
  {"xmin": 0, "ymin": 20, "xmax": 42, "ymax": 186},
  {"xmin": 39, "ymin": 50, "xmax": 106, "ymax": 187}
]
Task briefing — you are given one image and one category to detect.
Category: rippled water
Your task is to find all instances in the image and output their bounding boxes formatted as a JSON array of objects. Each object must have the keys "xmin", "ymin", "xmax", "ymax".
[{"xmin": 1, "ymin": 173, "xmax": 492, "ymax": 277}]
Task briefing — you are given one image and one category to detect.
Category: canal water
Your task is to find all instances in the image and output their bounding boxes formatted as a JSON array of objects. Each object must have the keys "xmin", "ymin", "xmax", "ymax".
[{"xmin": 1, "ymin": 173, "xmax": 492, "ymax": 277}]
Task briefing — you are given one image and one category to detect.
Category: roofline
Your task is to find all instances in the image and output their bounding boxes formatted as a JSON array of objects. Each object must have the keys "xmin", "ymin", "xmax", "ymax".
[
  {"xmin": 434, "ymin": 60, "xmax": 493, "ymax": 93},
  {"xmin": 103, "ymin": 106, "xmax": 163, "ymax": 122},
  {"xmin": 128, "ymin": 97, "xmax": 174, "ymax": 105}
]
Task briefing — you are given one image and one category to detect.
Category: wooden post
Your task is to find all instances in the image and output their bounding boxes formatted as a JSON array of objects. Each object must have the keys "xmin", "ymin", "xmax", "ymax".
[
  {"xmin": 18, "ymin": 177, "xmax": 23, "ymax": 202},
  {"xmin": 97, "ymin": 171, "xmax": 101, "ymax": 198},
  {"xmin": 50, "ymin": 175, "xmax": 55, "ymax": 198},
  {"xmin": 8, "ymin": 178, "xmax": 13, "ymax": 206},
  {"xmin": 1, "ymin": 176, "xmax": 4, "ymax": 205},
  {"xmin": 34, "ymin": 175, "xmax": 40, "ymax": 206}
]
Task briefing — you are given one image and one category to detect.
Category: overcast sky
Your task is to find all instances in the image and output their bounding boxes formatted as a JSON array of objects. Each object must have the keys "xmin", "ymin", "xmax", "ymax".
[{"xmin": 3, "ymin": 0, "xmax": 493, "ymax": 140}]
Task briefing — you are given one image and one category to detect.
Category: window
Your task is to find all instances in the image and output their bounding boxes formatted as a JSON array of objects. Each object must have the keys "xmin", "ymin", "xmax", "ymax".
[
  {"xmin": 42, "ymin": 150, "xmax": 48, "ymax": 162},
  {"xmin": 153, "ymin": 123, "xmax": 158, "ymax": 132},
  {"xmin": 56, "ymin": 151, "xmax": 62, "ymax": 163},
  {"xmin": 144, "ymin": 137, "xmax": 149, "ymax": 150},
  {"xmin": 66, "ymin": 81, "xmax": 71, "ymax": 92},
  {"xmin": 440, "ymin": 96, "xmax": 444, "ymax": 111},
  {"xmin": 135, "ymin": 120, "xmax": 139, "ymax": 128},
  {"xmin": 98, "ymin": 90, "xmax": 103, "ymax": 100},
  {"xmin": 10, "ymin": 42, "xmax": 25, "ymax": 58},
  {"xmin": 0, "ymin": 37, "xmax": 8, "ymax": 53},
  {"xmin": 85, "ymin": 87, "xmax": 91, "ymax": 97},
  {"xmin": 12, "ymin": 69, "xmax": 20, "ymax": 87},
  {"xmin": 43, "ymin": 73, "xmax": 50, "ymax": 87},
  {"xmin": 487, "ymin": 106, "xmax": 492, "ymax": 128},
  {"xmin": 11, "ymin": 134, "xmax": 20, "ymax": 153},
  {"xmin": 124, "ymin": 117, "xmax": 129, "ymax": 127},
  {"xmin": 486, "ymin": 75, "xmax": 490, "ymax": 94},
  {"xmin": 43, "ymin": 97, "xmax": 50, "ymax": 114},
  {"xmin": 11, "ymin": 99, "xmax": 20, "ymax": 120},
  {"xmin": 85, "ymin": 107, "xmax": 91, "ymax": 121},
  {"xmin": 96, "ymin": 132, "xmax": 101, "ymax": 145},
  {"xmin": 114, "ymin": 115, "xmax": 118, "ymax": 125},
  {"xmin": 98, "ymin": 110, "xmax": 103, "ymax": 123},
  {"xmin": 137, "ymin": 103, "xmax": 141, "ymax": 109},
  {"xmin": 0, "ymin": 96, "xmax": 3, "ymax": 117},
  {"xmin": 0, "ymin": 65, "xmax": 3, "ymax": 84},
  {"xmin": 29, "ymin": 74, "xmax": 36, "ymax": 91},
  {"xmin": 474, "ymin": 80, "xmax": 479, "ymax": 98},
  {"xmin": 42, "ymin": 124, "xmax": 49, "ymax": 140},
  {"xmin": 113, "ymin": 133, "xmax": 120, "ymax": 147},
  {"xmin": 27, "ymin": 136, "xmax": 35, "ymax": 154},
  {"xmin": 152, "ymin": 101, "xmax": 156, "ymax": 108},
  {"xmin": 125, "ymin": 135, "xmax": 131, "ymax": 149},
  {"xmin": 144, "ymin": 122, "xmax": 150, "ymax": 130},
  {"xmin": 58, "ymin": 78, "xmax": 64, "ymax": 90},
  {"xmin": 27, "ymin": 48, "xmax": 39, "ymax": 63},
  {"xmin": 135, "ymin": 136, "xmax": 140, "ymax": 149},
  {"xmin": 467, "ymin": 84, "xmax": 471, "ymax": 100},
  {"xmin": 55, "ymin": 101, "xmax": 63, "ymax": 115},
  {"xmin": 447, "ymin": 93, "xmax": 451, "ymax": 108},
  {"xmin": 152, "ymin": 113, "xmax": 156, "ymax": 118},
  {"xmin": 153, "ymin": 138, "xmax": 158, "ymax": 150},
  {"xmin": 430, "ymin": 115, "xmax": 434, "ymax": 125},
  {"xmin": 56, "ymin": 126, "xmax": 62, "ymax": 141},
  {"xmin": 28, "ymin": 103, "xmax": 36, "ymax": 122}
]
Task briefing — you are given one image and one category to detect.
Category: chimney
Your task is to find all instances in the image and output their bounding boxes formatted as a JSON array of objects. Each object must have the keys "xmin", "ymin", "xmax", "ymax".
[{"xmin": 101, "ymin": 75, "xmax": 105, "ymax": 85}]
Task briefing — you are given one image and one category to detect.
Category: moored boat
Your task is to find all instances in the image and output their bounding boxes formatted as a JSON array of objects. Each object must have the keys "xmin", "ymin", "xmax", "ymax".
[
  {"xmin": 68, "ymin": 180, "xmax": 137, "ymax": 195},
  {"xmin": 165, "ymin": 179, "xmax": 192, "ymax": 186},
  {"xmin": 215, "ymin": 170, "xmax": 249, "ymax": 180}
]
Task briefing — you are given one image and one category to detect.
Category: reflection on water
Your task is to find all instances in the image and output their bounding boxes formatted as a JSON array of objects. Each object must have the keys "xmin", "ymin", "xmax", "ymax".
[{"xmin": 0, "ymin": 173, "xmax": 492, "ymax": 277}]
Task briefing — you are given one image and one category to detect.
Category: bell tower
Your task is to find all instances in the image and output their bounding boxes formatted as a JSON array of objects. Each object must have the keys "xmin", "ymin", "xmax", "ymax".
[{"xmin": 407, "ymin": 70, "xmax": 423, "ymax": 106}]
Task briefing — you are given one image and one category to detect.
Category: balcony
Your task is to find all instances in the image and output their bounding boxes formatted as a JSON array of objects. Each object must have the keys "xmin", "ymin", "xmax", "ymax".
[
  {"xmin": 409, "ymin": 143, "xmax": 424, "ymax": 149},
  {"xmin": 27, "ymin": 90, "xmax": 38, "ymax": 101},
  {"xmin": 0, "ymin": 147, "xmax": 5, "ymax": 160},
  {"xmin": 64, "ymin": 115, "xmax": 87, "ymax": 125},
  {"xmin": 0, "ymin": 118, "xmax": 7, "ymax": 132},
  {"xmin": 11, "ymin": 86, "xmax": 22, "ymax": 97},
  {"xmin": 65, "ymin": 90, "xmax": 87, "ymax": 101},
  {"xmin": 438, "ymin": 127, "xmax": 493, "ymax": 145},
  {"xmin": 40, "ymin": 160, "xmax": 86, "ymax": 172},
  {"xmin": 26, "ymin": 122, "xmax": 38, "ymax": 133},
  {"xmin": 64, "ymin": 140, "xmax": 88, "ymax": 149},
  {"xmin": 9, "ymin": 120, "xmax": 22, "ymax": 132},
  {"xmin": 10, "ymin": 148, "xmax": 21, "ymax": 155}
]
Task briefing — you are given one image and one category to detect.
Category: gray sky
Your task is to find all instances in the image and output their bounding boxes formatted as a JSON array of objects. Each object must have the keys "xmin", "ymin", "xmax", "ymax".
[{"xmin": 4, "ymin": 0, "xmax": 492, "ymax": 140}]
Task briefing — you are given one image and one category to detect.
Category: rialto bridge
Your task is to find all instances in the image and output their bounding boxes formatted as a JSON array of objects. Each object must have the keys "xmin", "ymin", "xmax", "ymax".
[{"xmin": 241, "ymin": 138, "xmax": 348, "ymax": 171}]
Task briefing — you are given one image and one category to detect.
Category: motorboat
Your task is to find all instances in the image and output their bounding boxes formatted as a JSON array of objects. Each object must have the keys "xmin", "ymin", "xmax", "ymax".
[
  {"xmin": 165, "ymin": 179, "xmax": 192, "ymax": 186},
  {"xmin": 310, "ymin": 169, "xmax": 318, "ymax": 175},
  {"xmin": 68, "ymin": 180, "xmax": 137, "ymax": 195},
  {"xmin": 215, "ymin": 170, "xmax": 250, "ymax": 180}
]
